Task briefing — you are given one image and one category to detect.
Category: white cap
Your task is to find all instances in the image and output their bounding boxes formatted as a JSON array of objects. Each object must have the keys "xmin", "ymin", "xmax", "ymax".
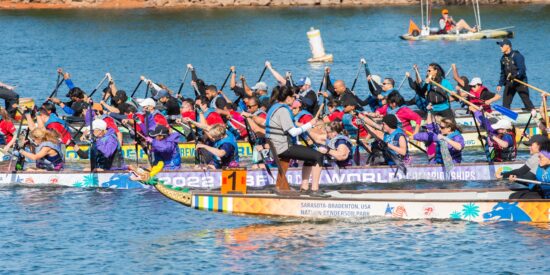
[
  {"xmin": 92, "ymin": 119, "xmax": 107, "ymax": 131},
  {"xmin": 469, "ymin": 77, "xmax": 482, "ymax": 86},
  {"xmin": 139, "ymin": 98, "xmax": 156, "ymax": 107},
  {"xmin": 492, "ymin": 119, "xmax": 513, "ymax": 130},
  {"xmin": 371, "ymin": 75, "xmax": 382, "ymax": 86}
]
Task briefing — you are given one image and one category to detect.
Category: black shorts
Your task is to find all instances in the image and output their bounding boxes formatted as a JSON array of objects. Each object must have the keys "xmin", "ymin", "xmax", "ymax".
[{"xmin": 279, "ymin": 145, "xmax": 324, "ymax": 167}]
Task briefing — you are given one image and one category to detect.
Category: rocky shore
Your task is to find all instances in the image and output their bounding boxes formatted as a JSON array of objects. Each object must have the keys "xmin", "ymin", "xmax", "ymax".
[{"xmin": 0, "ymin": 0, "xmax": 548, "ymax": 9}]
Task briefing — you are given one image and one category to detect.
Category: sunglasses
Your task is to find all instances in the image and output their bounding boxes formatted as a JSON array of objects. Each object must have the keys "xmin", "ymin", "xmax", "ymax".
[
  {"xmin": 382, "ymin": 82, "xmax": 391, "ymax": 86},
  {"xmin": 247, "ymin": 105, "xmax": 257, "ymax": 108}
]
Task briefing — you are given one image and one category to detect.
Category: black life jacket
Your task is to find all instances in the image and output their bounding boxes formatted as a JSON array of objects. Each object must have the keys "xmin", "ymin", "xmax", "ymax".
[{"xmin": 501, "ymin": 51, "xmax": 519, "ymax": 82}]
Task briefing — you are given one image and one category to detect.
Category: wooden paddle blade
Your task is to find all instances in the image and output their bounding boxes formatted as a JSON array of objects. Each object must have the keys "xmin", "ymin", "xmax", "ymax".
[{"xmin": 493, "ymin": 104, "xmax": 519, "ymax": 121}]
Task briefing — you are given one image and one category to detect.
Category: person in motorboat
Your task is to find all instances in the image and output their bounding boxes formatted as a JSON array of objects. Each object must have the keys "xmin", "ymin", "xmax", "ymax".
[
  {"xmin": 18, "ymin": 128, "xmax": 64, "ymax": 171},
  {"xmin": 413, "ymin": 115, "xmax": 465, "ymax": 164},
  {"xmin": 196, "ymin": 123, "xmax": 239, "ymax": 170},
  {"xmin": 438, "ymin": 9, "xmax": 477, "ymax": 34},
  {"xmin": 509, "ymin": 139, "xmax": 550, "ymax": 199},
  {"xmin": 74, "ymin": 119, "xmax": 125, "ymax": 171}
]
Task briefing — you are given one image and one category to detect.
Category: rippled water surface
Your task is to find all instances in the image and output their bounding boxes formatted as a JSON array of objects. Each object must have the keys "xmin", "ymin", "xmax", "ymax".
[{"xmin": 1, "ymin": 6, "xmax": 550, "ymax": 273}]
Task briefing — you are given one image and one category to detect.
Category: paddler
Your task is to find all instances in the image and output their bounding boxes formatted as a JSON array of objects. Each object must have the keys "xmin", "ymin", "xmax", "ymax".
[
  {"xmin": 476, "ymin": 115, "xmax": 517, "ymax": 162},
  {"xmin": 83, "ymin": 102, "xmax": 123, "ymax": 146},
  {"xmin": 266, "ymin": 85, "xmax": 325, "ymax": 196},
  {"xmin": 413, "ymin": 116, "xmax": 465, "ymax": 164},
  {"xmin": 496, "ymin": 39, "xmax": 535, "ymax": 110},
  {"xmin": 498, "ymin": 134, "xmax": 548, "ymax": 180},
  {"xmin": 265, "ymin": 61, "xmax": 317, "ymax": 114},
  {"xmin": 50, "ymin": 71, "xmax": 89, "ymax": 122},
  {"xmin": 438, "ymin": 8, "xmax": 477, "ymax": 34},
  {"xmin": 147, "ymin": 124, "xmax": 182, "ymax": 171},
  {"xmin": 196, "ymin": 124, "xmax": 239, "ymax": 169},
  {"xmin": 450, "ymin": 65, "xmax": 501, "ymax": 113},
  {"xmin": 74, "ymin": 119, "xmax": 125, "ymax": 171},
  {"xmin": 367, "ymin": 75, "xmax": 397, "ymax": 108},
  {"xmin": 0, "ymin": 107, "xmax": 16, "ymax": 149},
  {"xmin": 153, "ymin": 89, "xmax": 181, "ymax": 123},
  {"xmin": 17, "ymin": 128, "xmax": 64, "ymax": 171},
  {"xmin": 321, "ymin": 67, "xmax": 370, "ymax": 110},
  {"xmin": 509, "ymin": 140, "xmax": 550, "ymax": 199},
  {"xmin": 134, "ymin": 98, "xmax": 169, "ymax": 136},
  {"xmin": 359, "ymin": 114, "xmax": 409, "ymax": 166},
  {"xmin": 25, "ymin": 103, "xmax": 72, "ymax": 146},
  {"xmin": 222, "ymin": 101, "xmax": 248, "ymax": 140},
  {"xmin": 310, "ymin": 121, "xmax": 353, "ymax": 168},
  {"xmin": 404, "ymin": 65, "xmax": 429, "ymax": 117},
  {"xmin": 422, "ymin": 63, "xmax": 455, "ymax": 119},
  {"xmin": 0, "ymin": 81, "xmax": 20, "ymax": 118},
  {"xmin": 374, "ymin": 91, "xmax": 422, "ymax": 135}
]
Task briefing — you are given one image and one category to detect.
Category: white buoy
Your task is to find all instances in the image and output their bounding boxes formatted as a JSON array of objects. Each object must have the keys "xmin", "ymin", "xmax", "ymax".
[{"xmin": 307, "ymin": 27, "xmax": 333, "ymax": 63}]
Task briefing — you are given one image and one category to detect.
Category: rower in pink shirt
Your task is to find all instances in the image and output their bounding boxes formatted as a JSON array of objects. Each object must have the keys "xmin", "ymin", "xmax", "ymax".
[{"xmin": 375, "ymin": 91, "xmax": 422, "ymax": 135}]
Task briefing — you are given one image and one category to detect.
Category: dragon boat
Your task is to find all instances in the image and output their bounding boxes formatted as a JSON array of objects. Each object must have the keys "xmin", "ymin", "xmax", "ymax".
[
  {"xmin": 154, "ymin": 184, "xmax": 550, "ymax": 223},
  {"xmin": 1, "ymin": 124, "xmax": 538, "ymax": 162},
  {"xmin": 0, "ymin": 161, "xmax": 522, "ymax": 189}
]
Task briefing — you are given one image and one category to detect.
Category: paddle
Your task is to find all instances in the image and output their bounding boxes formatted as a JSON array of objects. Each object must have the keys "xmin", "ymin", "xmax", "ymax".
[
  {"xmin": 88, "ymin": 103, "xmax": 97, "ymax": 172},
  {"xmin": 8, "ymin": 108, "xmax": 27, "ymax": 172},
  {"xmin": 257, "ymin": 64, "xmax": 267, "ymax": 83},
  {"xmin": 242, "ymin": 114, "xmax": 275, "ymax": 180},
  {"xmin": 46, "ymin": 74, "xmax": 66, "ymax": 105},
  {"xmin": 350, "ymin": 59, "xmax": 366, "ymax": 92},
  {"xmin": 512, "ymin": 177, "xmax": 544, "ymax": 186},
  {"xmin": 517, "ymin": 112, "xmax": 533, "ymax": 146},
  {"xmin": 512, "ymin": 78, "xmax": 548, "ymax": 97},
  {"xmin": 130, "ymin": 79, "xmax": 144, "ymax": 98},
  {"xmin": 177, "ymin": 67, "xmax": 191, "ymax": 97},
  {"xmin": 317, "ymin": 69, "xmax": 327, "ymax": 117},
  {"xmin": 397, "ymin": 74, "xmax": 407, "ymax": 91},
  {"xmin": 355, "ymin": 117, "xmax": 407, "ymax": 176},
  {"xmin": 219, "ymin": 69, "xmax": 232, "ymax": 92},
  {"xmin": 133, "ymin": 118, "xmax": 139, "ymax": 167},
  {"xmin": 88, "ymin": 74, "xmax": 110, "ymax": 99}
]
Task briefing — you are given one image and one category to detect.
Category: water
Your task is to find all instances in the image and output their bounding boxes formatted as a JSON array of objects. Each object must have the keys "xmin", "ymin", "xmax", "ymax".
[{"xmin": 1, "ymin": 6, "xmax": 550, "ymax": 273}]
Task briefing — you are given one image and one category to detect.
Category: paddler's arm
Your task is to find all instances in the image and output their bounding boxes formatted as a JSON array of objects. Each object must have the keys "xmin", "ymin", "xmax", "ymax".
[
  {"xmin": 451, "ymin": 64, "xmax": 465, "ymax": 88},
  {"xmin": 386, "ymin": 135, "xmax": 407, "ymax": 157},
  {"xmin": 329, "ymin": 144, "xmax": 350, "ymax": 161},
  {"xmin": 265, "ymin": 61, "xmax": 287, "ymax": 86},
  {"xmin": 25, "ymin": 112, "xmax": 37, "ymax": 131},
  {"xmin": 491, "ymin": 135, "xmax": 510, "ymax": 149},
  {"xmin": 19, "ymin": 147, "xmax": 50, "ymax": 161},
  {"xmin": 63, "ymin": 72, "xmax": 75, "ymax": 90},
  {"xmin": 3, "ymin": 135, "xmax": 16, "ymax": 152},
  {"xmin": 196, "ymin": 143, "xmax": 226, "ymax": 158},
  {"xmin": 438, "ymin": 134, "xmax": 464, "ymax": 151},
  {"xmin": 101, "ymin": 100, "xmax": 120, "ymax": 113}
]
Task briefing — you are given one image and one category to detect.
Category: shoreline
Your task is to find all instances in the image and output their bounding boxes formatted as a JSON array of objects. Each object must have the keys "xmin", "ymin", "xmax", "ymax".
[{"xmin": 0, "ymin": 0, "xmax": 549, "ymax": 10}]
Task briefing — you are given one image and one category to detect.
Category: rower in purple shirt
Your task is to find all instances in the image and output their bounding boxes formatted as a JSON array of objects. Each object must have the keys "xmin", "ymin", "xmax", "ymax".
[{"xmin": 148, "ymin": 125, "xmax": 182, "ymax": 170}]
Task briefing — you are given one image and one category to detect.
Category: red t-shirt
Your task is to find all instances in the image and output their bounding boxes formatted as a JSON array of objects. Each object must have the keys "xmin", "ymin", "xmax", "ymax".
[
  {"xmin": 0, "ymin": 120, "xmax": 15, "ymax": 143},
  {"xmin": 229, "ymin": 111, "xmax": 247, "ymax": 139},
  {"xmin": 327, "ymin": 111, "xmax": 344, "ymax": 121},
  {"xmin": 103, "ymin": 117, "xmax": 120, "ymax": 134},
  {"xmin": 181, "ymin": 111, "xmax": 196, "ymax": 121},
  {"xmin": 298, "ymin": 114, "xmax": 313, "ymax": 125}
]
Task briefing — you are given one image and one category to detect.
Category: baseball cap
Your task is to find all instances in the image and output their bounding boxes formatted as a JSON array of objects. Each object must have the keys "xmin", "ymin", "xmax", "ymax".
[
  {"xmin": 149, "ymin": 125, "xmax": 169, "ymax": 137},
  {"xmin": 497, "ymin": 38, "xmax": 512, "ymax": 47},
  {"xmin": 442, "ymin": 9, "xmax": 449, "ymax": 15},
  {"xmin": 523, "ymin": 134, "xmax": 549, "ymax": 146},
  {"xmin": 153, "ymin": 90, "xmax": 170, "ymax": 100},
  {"xmin": 139, "ymin": 98, "xmax": 156, "ymax": 108},
  {"xmin": 251, "ymin": 82, "xmax": 268, "ymax": 91},
  {"xmin": 296, "ymin": 77, "xmax": 312, "ymax": 87},
  {"xmin": 92, "ymin": 103, "xmax": 103, "ymax": 112},
  {"xmin": 492, "ymin": 119, "xmax": 513, "ymax": 130},
  {"xmin": 469, "ymin": 77, "xmax": 482, "ymax": 86},
  {"xmin": 370, "ymin": 75, "xmax": 382, "ymax": 86}
]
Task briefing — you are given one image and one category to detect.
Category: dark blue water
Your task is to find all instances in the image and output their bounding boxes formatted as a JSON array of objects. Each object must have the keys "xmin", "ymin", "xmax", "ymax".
[
  {"xmin": 1, "ymin": 6, "xmax": 550, "ymax": 273},
  {"xmin": 1, "ymin": 187, "xmax": 549, "ymax": 274}
]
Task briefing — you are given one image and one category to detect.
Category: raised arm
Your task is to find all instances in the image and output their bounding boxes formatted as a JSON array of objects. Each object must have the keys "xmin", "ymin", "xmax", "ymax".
[{"xmin": 265, "ymin": 61, "xmax": 287, "ymax": 86}]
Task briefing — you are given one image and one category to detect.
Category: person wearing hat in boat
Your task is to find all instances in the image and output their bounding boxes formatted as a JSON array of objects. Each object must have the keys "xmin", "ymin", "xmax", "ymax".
[
  {"xmin": 17, "ymin": 128, "xmax": 64, "ymax": 171},
  {"xmin": 476, "ymin": 116, "xmax": 517, "ymax": 162},
  {"xmin": 498, "ymin": 134, "xmax": 548, "ymax": 181},
  {"xmin": 359, "ymin": 114, "xmax": 409, "ymax": 166},
  {"xmin": 74, "ymin": 119, "xmax": 124, "ymax": 171},
  {"xmin": 374, "ymin": 91, "xmax": 422, "ymax": 136},
  {"xmin": 148, "ymin": 124, "xmax": 182, "ymax": 171},
  {"xmin": 0, "ymin": 81, "xmax": 20, "ymax": 118},
  {"xmin": 101, "ymin": 89, "xmax": 137, "ymax": 115},
  {"xmin": 310, "ymin": 121, "xmax": 353, "ymax": 168},
  {"xmin": 508, "ymin": 140, "xmax": 550, "ymax": 199},
  {"xmin": 438, "ymin": 8, "xmax": 477, "ymax": 34},
  {"xmin": 422, "ymin": 63, "xmax": 455, "ymax": 119},
  {"xmin": 460, "ymin": 77, "xmax": 501, "ymax": 113},
  {"xmin": 265, "ymin": 62, "xmax": 317, "ymax": 114},
  {"xmin": 49, "ymin": 71, "xmax": 89, "ymax": 122},
  {"xmin": 195, "ymin": 124, "xmax": 239, "ymax": 169},
  {"xmin": 83, "ymin": 102, "xmax": 123, "ymax": 146},
  {"xmin": 413, "ymin": 115, "xmax": 465, "ymax": 164},
  {"xmin": 130, "ymin": 98, "xmax": 168, "ymax": 137},
  {"xmin": 154, "ymin": 89, "xmax": 181, "ymax": 123},
  {"xmin": 266, "ymin": 85, "xmax": 326, "ymax": 196},
  {"xmin": 25, "ymin": 103, "xmax": 72, "ymax": 146},
  {"xmin": 496, "ymin": 39, "xmax": 535, "ymax": 111}
]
